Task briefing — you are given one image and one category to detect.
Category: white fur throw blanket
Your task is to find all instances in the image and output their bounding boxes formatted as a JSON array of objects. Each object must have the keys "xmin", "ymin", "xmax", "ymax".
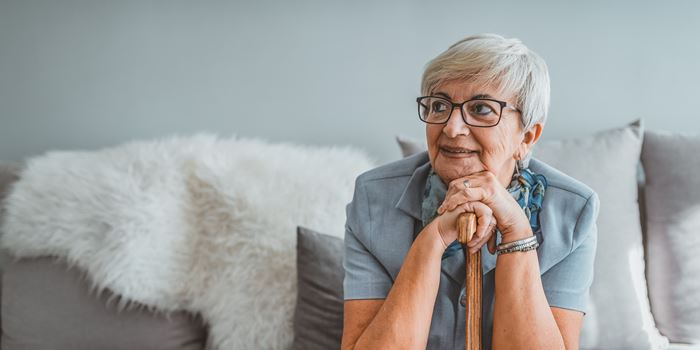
[{"xmin": 0, "ymin": 133, "xmax": 377, "ymax": 349}]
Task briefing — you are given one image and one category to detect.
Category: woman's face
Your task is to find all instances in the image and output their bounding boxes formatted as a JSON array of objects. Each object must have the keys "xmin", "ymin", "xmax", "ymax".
[{"xmin": 425, "ymin": 79, "xmax": 542, "ymax": 188}]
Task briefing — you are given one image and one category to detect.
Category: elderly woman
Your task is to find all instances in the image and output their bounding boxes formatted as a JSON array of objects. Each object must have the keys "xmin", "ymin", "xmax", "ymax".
[{"xmin": 341, "ymin": 33, "xmax": 599, "ymax": 350}]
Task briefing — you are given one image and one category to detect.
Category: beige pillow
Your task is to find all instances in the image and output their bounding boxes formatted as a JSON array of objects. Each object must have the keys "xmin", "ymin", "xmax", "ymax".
[
  {"xmin": 535, "ymin": 119, "xmax": 667, "ymax": 349},
  {"xmin": 641, "ymin": 130, "xmax": 700, "ymax": 344},
  {"xmin": 395, "ymin": 119, "xmax": 669, "ymax": 349}
]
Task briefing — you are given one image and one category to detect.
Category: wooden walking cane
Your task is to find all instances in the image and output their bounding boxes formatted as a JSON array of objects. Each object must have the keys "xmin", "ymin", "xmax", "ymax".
[{"xmin": 458, "ymin": 212, "xmax": 481, "ymax": 350}]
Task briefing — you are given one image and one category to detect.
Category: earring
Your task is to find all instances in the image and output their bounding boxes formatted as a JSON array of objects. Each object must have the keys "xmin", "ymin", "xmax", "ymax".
[{"xmin": 514, "ymin": 153, "xmax": 522, "ymax": 177}]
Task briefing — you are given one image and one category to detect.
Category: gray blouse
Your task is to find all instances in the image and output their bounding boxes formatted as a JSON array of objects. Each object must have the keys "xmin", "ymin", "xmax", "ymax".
[{"xmin": 342, "ymin": 150, "xmax": 599, "ymax": 349}]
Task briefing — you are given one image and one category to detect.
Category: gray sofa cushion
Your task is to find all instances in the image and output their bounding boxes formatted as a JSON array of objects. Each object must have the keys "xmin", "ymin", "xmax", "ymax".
[
  {"xmin": 642, "ymin": 130, "xmax": 700, "ymax": 344},
  {"xmin": 292, "ymin": 226, "xmax": 344, "ymax": 350},
  {"xmin": 1, "ymin": 256, "xmax": 208, "ymax": 350}
]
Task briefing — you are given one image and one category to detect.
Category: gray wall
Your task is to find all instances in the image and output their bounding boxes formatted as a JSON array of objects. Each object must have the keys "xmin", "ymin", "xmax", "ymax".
[{"xmin": 2, "ymin": 0, "xmax": 699, "ymax": 165}]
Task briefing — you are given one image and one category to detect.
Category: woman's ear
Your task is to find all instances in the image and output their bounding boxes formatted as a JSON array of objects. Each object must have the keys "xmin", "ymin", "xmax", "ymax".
[{"xmin": 517, "ymin": 122, "xmax": 544, "ymax": 158}]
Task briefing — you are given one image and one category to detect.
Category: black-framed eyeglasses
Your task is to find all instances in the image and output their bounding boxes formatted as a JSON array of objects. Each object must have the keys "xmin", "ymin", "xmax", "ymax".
[{"xmin": 416, "ymin": 95, "xmax": 522, "ymax": 127}]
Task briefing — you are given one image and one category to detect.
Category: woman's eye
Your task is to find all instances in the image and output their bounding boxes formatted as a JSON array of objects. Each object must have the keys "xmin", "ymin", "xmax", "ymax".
[
  {"xmin": 471, "ymin": 103, "xmax": 494, "ymax": 115},
  {"xmin": 432, "ymin": 101, "xmax": 448, "ymax": 113}
]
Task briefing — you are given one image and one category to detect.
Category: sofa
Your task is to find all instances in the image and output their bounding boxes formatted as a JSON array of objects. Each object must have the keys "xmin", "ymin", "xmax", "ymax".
[
  {"xmin": 0, "ymin": 165, "xmax": 209, "ymax": 349},
  {"xmin": 0, "ymin": 119, "xmax": 699, "ymax": 349}
]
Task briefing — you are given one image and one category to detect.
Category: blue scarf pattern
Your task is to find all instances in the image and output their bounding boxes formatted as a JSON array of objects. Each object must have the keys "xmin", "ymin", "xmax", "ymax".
[{"xmin": 420, "ymin": 165, "xmax": 548, "ymax": 260}]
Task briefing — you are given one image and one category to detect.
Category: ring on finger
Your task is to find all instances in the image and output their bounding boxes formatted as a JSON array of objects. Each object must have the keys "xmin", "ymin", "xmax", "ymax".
[{"xmin": 463, "ymin": 179, "xmax": 470, "ymax": 189}]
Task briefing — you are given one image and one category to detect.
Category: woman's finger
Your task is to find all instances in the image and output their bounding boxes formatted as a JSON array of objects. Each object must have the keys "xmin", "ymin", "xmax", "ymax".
[
  {"xmin": 439, "ymin": 191, "xmax": 467, "ymax": 214},
  {"xmin": 468, "ymin": 216, "xmax": 492, "ymax": 252},
  {"xmin": 443, "ymin": 187, "xmax": 489, "ymax": 214},
  {"xmin": 467, "ymin": 215, "xmax": 496, "ymax": 253},
  {"xmin": 467, "ymin": 202, "xmax": 492, "ymax": 241},
  {"xmin": 474, "ymin": 210, "xmax": 491, "ymax": 242},
  {"xmin": 487, "ymin": 221, "xmax": 498, "ymax": 255},
  {"xmin": 439, "ymin": 175, "xmax": 488, "ymax": 214},
  {"xmin": 462, "ymin": 203, "xmax": 494, "ymax": 254},
  {"xmin": 468, "ymin": 231, "xmax": 488, "ymax": 253}
]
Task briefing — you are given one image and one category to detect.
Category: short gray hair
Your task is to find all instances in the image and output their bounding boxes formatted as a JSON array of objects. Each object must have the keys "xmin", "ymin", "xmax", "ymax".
[{"xmin": 421, "ymin": 33, "xmax": 550, "ymax": 168}]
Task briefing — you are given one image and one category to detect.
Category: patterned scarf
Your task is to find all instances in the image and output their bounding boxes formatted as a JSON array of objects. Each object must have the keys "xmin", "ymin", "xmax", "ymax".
[{"xmin": 420, "ymin": 165, "xmax": 548, "ymax": 260}]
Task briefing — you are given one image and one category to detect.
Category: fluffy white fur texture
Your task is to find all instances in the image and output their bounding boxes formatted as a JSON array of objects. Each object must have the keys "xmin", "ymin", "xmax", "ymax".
[{"xmin": 0, "ymin": 133, "xmax": 377, "ymax": 349}]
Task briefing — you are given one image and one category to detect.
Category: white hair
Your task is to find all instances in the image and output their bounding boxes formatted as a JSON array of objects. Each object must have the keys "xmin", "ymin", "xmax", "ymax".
[{"xmin": 420, "ymin": 33, "xmax": 550, "ymax": 168}]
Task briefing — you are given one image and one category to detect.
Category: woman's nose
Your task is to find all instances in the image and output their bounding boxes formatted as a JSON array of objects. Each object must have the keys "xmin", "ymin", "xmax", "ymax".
[{"xmin": 442, "ymin": 107, "xmax": 471, "ymax": 138}]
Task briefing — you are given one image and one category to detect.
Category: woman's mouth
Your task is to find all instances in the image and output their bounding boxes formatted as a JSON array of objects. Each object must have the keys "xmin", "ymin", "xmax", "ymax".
[{"xmin": 439, "ymin": 146, "xmax": 479, "ymax": 158}]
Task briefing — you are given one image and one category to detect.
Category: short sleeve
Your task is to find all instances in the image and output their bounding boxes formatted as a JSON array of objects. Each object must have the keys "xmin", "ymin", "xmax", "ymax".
[
  {"xmin": 541, "ymin": 191, "xmax": 600, "ymax": 315},
  {"xmin": 342, "ymin": 177, "xmax": 393, "ymax": 300}
]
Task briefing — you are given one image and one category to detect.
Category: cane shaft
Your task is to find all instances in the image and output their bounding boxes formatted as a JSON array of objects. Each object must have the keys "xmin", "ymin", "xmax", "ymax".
[{"xmin": 458, "ymin": 212, "xmax": 482, "ymax": 350}]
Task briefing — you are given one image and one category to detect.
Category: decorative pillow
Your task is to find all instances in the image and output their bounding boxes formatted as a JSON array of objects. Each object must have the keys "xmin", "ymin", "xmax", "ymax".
[
  {"xmin": 641, "ymin": 130, "xmax": 700, "ymax": 344},
  {"xmin": 2, "ymin": 256, "xmax": 207, "ymax": 350},
  {"xmin": 395, "ymin": 119, "xmax": 669, "ymax": 349},
  {"xmin": 396, "ymin": 135, "xmax": 426, "ymax": 158},
  {"xmin": 535, "ymin": 119, "xmax": 667, "ymax": 349},
  {"xmin": 293, "ymin": 226, "xmax": 345, "ymax": 350},
  {"xmin": 0, "ymin": 162, "xmax": 22, "ymax": 206}
]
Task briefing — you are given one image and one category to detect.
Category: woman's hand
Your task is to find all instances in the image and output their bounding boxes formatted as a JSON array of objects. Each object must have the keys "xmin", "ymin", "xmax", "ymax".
[
  {"xmin": 435, "ymin": 170, "xmax": 533, "ymax": 253},
  {"xmin": 432, "ymin": 200, "xmax": 498, "ymax": 255}
]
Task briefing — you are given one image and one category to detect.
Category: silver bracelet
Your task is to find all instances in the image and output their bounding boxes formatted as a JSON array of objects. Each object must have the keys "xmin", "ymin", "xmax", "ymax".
[
  {"xmin": 499, "ymin": 239, "xmax": 538, "ymax": 251},
  {"xmin": 497, "ymin": 235, "xmax": 537, "ymax": 250},
  {"xmin": 497, "ymin": 242, "xmax": 539, "ymax": 255},
  {"xmin": 497, "ymin": 240, "xmax": 539, "ymax": 255}
]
